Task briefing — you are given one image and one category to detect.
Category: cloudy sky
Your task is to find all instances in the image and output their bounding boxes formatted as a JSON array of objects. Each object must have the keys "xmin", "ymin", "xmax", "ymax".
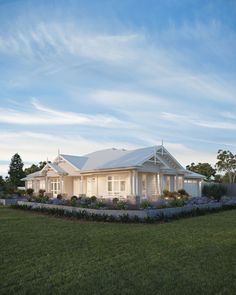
[{"xmin": 0, "ymin": 0, "xmax": 236, "ymax": 176}]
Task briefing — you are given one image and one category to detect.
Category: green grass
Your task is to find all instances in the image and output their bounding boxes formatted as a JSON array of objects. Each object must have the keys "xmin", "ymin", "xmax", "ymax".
[{"xmin": 0, "ymin": 207, "xmax": 236, "ymax": 295}]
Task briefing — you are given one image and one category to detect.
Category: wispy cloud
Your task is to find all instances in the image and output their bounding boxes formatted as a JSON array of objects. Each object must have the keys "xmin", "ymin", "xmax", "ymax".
[
  {"xmin": 161, "ymin": 112, "xmax": 236, "ymax": 130},
  {"xmin": 90, "ymin": 90, "xmax": 167, "ymax": 109},
  {"xmin": 0, "ymin": 22, "xmax": 141, "ymax": 64},
  {"xmin": 0, "ymin": 98, "xmax": 131, "ymax": 128}
]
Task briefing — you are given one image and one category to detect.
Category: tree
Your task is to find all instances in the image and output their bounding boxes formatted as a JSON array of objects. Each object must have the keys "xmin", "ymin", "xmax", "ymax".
[
  {"xmin": 0, "ymin": 176, "xmax": 6, "ymax": 191},
  {"xmin": 214, "ymin": 174, "xmax": 223, "ymax": 183},
  {"xmin": 186, "ymin": 162, "xmax": 216, "ymax": 181},
  {"xmin": 215, "ymin": 150, "xmax": 236, "ymax": 183},
  {"xmin": 8, "ymin": 153, "xmax": 25, "ymax": 189},
  {"xmin": 24, "ymin": 161, "xmax": 47, "ymax": 175}
]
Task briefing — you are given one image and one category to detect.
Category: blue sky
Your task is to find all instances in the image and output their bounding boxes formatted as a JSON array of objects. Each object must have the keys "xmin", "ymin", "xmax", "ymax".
[{"xmin": 0, "ymin": 0, "xmax": 236, "ymax": 176}]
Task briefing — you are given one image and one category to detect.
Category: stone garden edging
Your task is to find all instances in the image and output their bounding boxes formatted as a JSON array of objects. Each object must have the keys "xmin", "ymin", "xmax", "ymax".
[
  {"xmin": 15, "ymin": 200, "xmax": 225, "ymax": 220},
  {"xmin": 0, "ymin": 198, "xmax": 19, "ymax": 206}
]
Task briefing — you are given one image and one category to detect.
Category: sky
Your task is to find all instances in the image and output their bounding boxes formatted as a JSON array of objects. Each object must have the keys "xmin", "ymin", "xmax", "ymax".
[{"xmin": 0, "ymin": 0, "xmax": 236, "ymax": 176}]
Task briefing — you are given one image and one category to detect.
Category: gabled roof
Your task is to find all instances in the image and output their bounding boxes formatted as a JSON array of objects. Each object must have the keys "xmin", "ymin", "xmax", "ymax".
[
  {"xmin": 41, "ymin": 162, "xmax": 67, "ymax": 175},
  {"xmin": 59, "ymin": 145, "xmax": 184, "ymax": 172}
]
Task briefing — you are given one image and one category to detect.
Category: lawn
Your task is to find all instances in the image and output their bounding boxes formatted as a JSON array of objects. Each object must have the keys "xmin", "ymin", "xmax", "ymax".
[{"xmin": 0, "ymin": 207, "xmax": 236, "ymax": 295}]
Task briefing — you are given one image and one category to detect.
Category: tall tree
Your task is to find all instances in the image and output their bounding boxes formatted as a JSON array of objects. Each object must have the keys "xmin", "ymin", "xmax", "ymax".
[
  {"xmin": 0, "ymin": 176, "xmax": 5, "ymax": 191},
  {"xmin": 215, "ymin": 150, "xmax": 236, "ymax": 183},
  {"xmin": 186, "ymin": 162, "xmax": 216, "ymax": 181},
  {"xmin": 24, "ymin": 161, "xmax": 47, "ymax": 175},
  {"xmin": 8, "ymin": 153, "xmax": 25, "ymax": 189}
]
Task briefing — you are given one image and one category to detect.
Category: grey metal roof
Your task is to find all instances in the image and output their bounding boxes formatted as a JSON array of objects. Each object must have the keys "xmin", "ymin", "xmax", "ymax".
[
  {"xmin": 21, "ymin": 171, "xmax": 42, "ymax": 181},
  {"xmin": 48, "ymin": 162, "xmax": 67, "ymax": 174},
  {"xmin": 185, "ymin": 170, "xmax": 205, "ymax": 179},
  {"xmin": 60, "ymin": 154, "xmax": 88, "ymax": 170},
  {"xmin": 22, "ymin": 146, "xmax": 197, "ymax": 180},
  {"xmin": 61, "ymin": 146, "xmax": 163, "ymax": 172}
]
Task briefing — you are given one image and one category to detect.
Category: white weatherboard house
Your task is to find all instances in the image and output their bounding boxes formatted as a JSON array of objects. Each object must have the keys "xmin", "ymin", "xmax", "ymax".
[{"xmin": 22, "ymin": 146, "xmax": 204, "ymax": 200}]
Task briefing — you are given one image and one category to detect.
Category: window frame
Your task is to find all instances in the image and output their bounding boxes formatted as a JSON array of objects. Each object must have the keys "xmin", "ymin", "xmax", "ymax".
[{"xmin": 107, "ymin": 175, "xmax": 127, "ymax": 196}]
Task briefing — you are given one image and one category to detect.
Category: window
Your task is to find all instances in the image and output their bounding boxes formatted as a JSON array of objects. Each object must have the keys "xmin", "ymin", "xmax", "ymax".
[
  {"xmin": 184, "ymin": 179, "xmax": 198, "ymax": 184},
  {"xmin": 120, "ymin": 181, "xmax": 126, "ymax": 192},
  {"xmin": 51, "ymin": 178, "xmax": 60, "ymax": 197},
  {"xmin": 107, "ymin": 175, "xmax": 126, "ymax": 196},
  {"xmin": 177, "ymin": 176, "xmax": 183, "ymax": 189}
]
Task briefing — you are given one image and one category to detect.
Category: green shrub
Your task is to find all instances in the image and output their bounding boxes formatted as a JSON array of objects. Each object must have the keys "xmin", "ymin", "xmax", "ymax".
[
  {"xmin": 38, "ymin": 189, "xmax": 45, "ymax": 197},
  {"xmin": 57, "ymin": 194, "xmax": 63, "ymax": 200},
  {"xmin": 90, "ymin": 196, "xmax": 97, "ymax": 203},
  {"xmin": 202, "ymin": 184, "xmax": 227, "ymax": 201},
  {"xmin": 79, "ymin": 203, "xmax": 89, "ymax": 208},
  {"xmin": 117, "ymin": 200, "xmax": 127, "ymax": 209},
  {"xmin": 163, "ymin": 189, "xmax": 170, "ymax": 197},
  {"xmin": 81, "ymin": 197, "xmax": 92, "ymax": 205},
  {"xmin": 169, "ymin": 192, "xmax": 178, "ymax": 199},
  {"xmin": 112, "ymin": 197, "xmax": 119, "ymax": 205},
  {"xmin": 169, "ymin": 198, "xmax": 185, "ymax": 207},
  {"xmin": 17, "ymin": 189, "xmax": 26, "ymax": 197},
  {"xmin": 70, "ymin": 196, "xmax": 78, "ymax": 207},
  {"xmin": 26, "ymin": 188, "xmax": 34, "ymax": 196},
  {"xmin": 96, "ymin": 201, "xmax": 106, "ymax": 209},
  {"xmin": 33, "ymin": 195, "xmax": 49, "ymax": 203},
  {"xmin": 178, "ymin": 189, "xmax": 189, "ymax": 196},
  {"xmin": 71, "ymin": 195, "xmax": 78, "ymax": 201},
  {"xmin": 41, "ymin": 195, "xmax": 49, "ymax": 203},
  {"xmin": 140, "ymin": 200, "xmax": 152, "ymax": 209}
]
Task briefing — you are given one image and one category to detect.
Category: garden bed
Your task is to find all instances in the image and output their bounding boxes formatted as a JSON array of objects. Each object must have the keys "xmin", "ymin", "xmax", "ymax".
[{"xmin": 11, "ymin": 200, "xmax": 236, "ymax": 223}]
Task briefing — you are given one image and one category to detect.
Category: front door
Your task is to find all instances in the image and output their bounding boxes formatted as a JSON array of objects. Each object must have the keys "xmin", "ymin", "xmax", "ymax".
[{"xmin": 87, "ymin": 177, "xmax": 96, "ymax": 196}]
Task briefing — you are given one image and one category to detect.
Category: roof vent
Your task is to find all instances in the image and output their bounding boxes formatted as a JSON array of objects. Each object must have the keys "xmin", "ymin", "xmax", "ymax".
[
  {"xmin": 122, "ymin": 149, "xmax": 127, "ymax": 151},
  {"xmin": 112, "ymin": 148, "xmax": 117, "ymax": 150}
]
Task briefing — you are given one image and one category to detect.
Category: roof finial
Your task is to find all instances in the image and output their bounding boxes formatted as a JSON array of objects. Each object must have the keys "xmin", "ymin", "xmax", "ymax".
[
  {"xmin": 58, "ymin": 148, "xmax": 60, "ymax": 156},
  {"xmin": 161, "ymin": 139, "xmax": 164, "ymax": 155}
]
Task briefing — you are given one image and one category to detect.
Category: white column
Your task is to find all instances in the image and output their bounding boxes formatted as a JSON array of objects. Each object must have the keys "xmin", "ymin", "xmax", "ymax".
[
  {"xmin": 96, "ymin": 176, "xmax": 98, "ymax": 196},
  {"xmin": 60, "ymin": 176, "xmax": 62, "ymax": 195},
  {"xmin": 45, "ymin": 176, "xmax": 48, "ymax": 193},
  {"xmin": 199, "ymin": 180, "xmax": 202, "ymax": 197},
  {"xmin": 132, "ymin": 171, "xmax": 136, "ymax": 196},
  {"xmin": 135, "ymin": 171, "xmax": 139, "ymax": 196},
  {"xmin": 80, "ymin": 176, "xmax": 84, "ymax": 195},
  {"xmin": 60, "ymin": 176, "xmax": 64, "ymax": 195},
  {"xmin": 154, "ymin": 174, "xmax": 157, "ymax": 196},
  {"xmin": 175, "ymin": 174, "xmax": 177, "ymax": 191},
  {"xmin": 157, "ymin": 173, "xmax": 161, "ymax": 196},
  {"xmin": 159, "ymin": 173, "xmax": 163, "ymax": 196},
  {"xmin": 129, "ymin": 171, "xmax": 133, "ymax": 195}
]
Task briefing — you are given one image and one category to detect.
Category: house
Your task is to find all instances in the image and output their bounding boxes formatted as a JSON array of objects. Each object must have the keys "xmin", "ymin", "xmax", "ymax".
[{"xmin": 22, "ymin": 145, "xmax": 204, "ymax": 200}]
